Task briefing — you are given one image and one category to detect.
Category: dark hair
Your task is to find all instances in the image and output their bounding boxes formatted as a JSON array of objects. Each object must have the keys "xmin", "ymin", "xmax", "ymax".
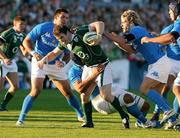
[
  {"xmin": 54, "ymin": 8, "xmax": 69, "ymax": 18},
  {"xmin": 13, "ymin": 16, "xmax": 26, "ymax": 23},
  {"xmin": 53, "ymin": 25, "xmax": 70, "ymax": 38},
  {"xmin": 177, "ymin": 0, "xmax": 180, "ymax": 15}
]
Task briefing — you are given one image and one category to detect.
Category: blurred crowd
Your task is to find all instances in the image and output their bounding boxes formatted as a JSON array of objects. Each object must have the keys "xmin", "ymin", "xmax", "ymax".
[{"xmin": 0, "ymin": 0, "xmax": 170, "ymax": 89}]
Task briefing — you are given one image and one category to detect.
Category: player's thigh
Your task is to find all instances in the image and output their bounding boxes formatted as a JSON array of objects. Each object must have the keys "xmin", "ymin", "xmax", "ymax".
[
  {"xmin": 6, "ymin": 72, "xmax": 19, "ymax": 89},
  {"xmin": 52, "ymin": 79, "xmax": 72, "ymax": 97},
  {"xmin": 0, "ymin": 77, "xmax": 5, "ymax": 91},
  {"xmin": 30, "ymin": 77, "xmax": 44, "ymax": 97},
  {"xmin": 140, "ymin": 77, "xmax": 161, "ymax": 94}
]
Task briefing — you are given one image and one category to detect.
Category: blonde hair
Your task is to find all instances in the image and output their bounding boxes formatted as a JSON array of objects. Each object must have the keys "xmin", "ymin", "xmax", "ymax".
[{"xmin": 121, "ymin": 10, "xmax": 143, "ymax": 26}]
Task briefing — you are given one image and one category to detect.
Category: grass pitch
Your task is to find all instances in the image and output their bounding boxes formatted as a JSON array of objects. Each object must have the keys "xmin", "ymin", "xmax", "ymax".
[{"xmin": 0, "ymin": 89, "xmax": 179, "ymax": 138}]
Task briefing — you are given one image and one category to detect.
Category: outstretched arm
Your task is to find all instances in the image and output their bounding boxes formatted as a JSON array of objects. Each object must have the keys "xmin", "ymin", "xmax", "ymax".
[
  {"xmin": 104, "ymin": 32, "xmax": 136, "ymax": 53},
  {"xmin": 37, "ymin": 47, "xmax": 63, "ymax": 69},
  {"xmin": 141, "ymin": 32, "xmax": 179, "ymax": 45},
  {"xmin": 74, "ymin": 64, "xmax": 105, "ymax": 94}
]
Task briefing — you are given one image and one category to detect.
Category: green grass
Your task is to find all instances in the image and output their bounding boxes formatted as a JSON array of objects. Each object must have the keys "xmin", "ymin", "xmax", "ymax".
[{"xmin": 0, "ymin": 89, "xmax": 179, "ymax": 138}]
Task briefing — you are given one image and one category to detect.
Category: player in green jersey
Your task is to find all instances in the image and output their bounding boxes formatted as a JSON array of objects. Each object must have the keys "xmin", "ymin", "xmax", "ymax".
[
  {"xmin": 37, "ymin": 21, "xmax": 130, "ymax": 128},
  {"xmin": 0, "ymin": 16, "xmax": 27, "ymax": 111}
]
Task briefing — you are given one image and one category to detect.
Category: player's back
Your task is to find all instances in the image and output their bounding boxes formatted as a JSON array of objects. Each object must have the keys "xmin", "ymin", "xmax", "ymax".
[{"xmin": 129, "ymin": 26, "xmax": 165, "ymax": 64}]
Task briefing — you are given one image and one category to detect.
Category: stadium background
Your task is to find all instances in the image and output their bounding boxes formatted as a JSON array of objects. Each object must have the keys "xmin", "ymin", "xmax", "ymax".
[{"xmin": 0, "ymin": 0, "xmax": 172, "ymax": 90}]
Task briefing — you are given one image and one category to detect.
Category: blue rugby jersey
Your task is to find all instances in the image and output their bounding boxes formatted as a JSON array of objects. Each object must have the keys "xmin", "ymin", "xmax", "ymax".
[
  {"xmin": 28, "ymin": 21, "xmax": 64, "ymax": 64},
  {"xmin": 129, "ymin": 26, "xmax": 165, "ymax": 64},
  {"xmin": 161, "ymin": 18, "xmax": 180, "ymax": 60}
]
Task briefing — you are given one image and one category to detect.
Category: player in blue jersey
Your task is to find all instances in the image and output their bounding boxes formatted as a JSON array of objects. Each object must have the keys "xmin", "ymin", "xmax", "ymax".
[
  {"xmin": 16, "ymin": 8, "xmax": 84, "ymax": 126},
  {"xmin": 141, "ymin": 1, "xmax": 180, "ymax": 129},
  {"xmin": 105, "ymin": 9, "xmax": 177, "ymax": 129},
  {"xmin": 68, "ymin": 57, "xmax": 157, "ymax": 128}
]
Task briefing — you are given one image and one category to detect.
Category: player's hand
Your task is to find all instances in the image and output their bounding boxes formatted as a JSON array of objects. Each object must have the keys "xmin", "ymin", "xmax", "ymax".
[
  {"xmin": 89, "ymin": 34, "xmax": 102, "ymax": 46},
  {"xmin": 141, "ymin": 36, "xmax": 149, "ymax": 44},
  {"xmin": 55, "ymin": 60, "xmax": 65, "ymax": 68},
  {"xmin": 32, "ymin": 53, "xmax": 43, "ymax": 61},
  {"xmin": 92, "ymin": 64, "xmax": 105, "ymax": 76},
  {"xmin": 3, "ymin": 58, "xmax": 12, "ymax": 65},
  {"xmin": 37, "ymin": 60, "xmax": 45, "ymax": 69}
]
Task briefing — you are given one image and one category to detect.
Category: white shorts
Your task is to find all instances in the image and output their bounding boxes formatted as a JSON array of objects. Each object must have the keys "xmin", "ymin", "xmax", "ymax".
[
  {"xmin": 169, "ymin": 58, "xmax": 180, "ymax": 77},
  {"xmin": 174, "ymin": 72, "xmax": 180, "ymax": 86},
  {"xmin": 82, "ymin": 62, "xmax": 112, "ymax": 87},
  {"xmin": 0, "ymin": 59, "xmax": 17, "ymax": 77},
  {"xmin": 146, "ymin": 56, "xmax": 171, "ymax": 83},
  {"xmin": 31, "ymin": 57, "xmax": 67, "ymax": 80},
  {"xmin": 92, "ymin": 85, "xmax": 145, "ymax": 114}
]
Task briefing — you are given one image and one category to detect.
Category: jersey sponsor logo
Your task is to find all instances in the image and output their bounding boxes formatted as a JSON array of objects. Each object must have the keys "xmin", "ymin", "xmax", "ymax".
[
  {"xmin": 12, "ymin": 47, "xmax": 19, "ymax": 53},
  {"xmin": 44, "ymin": 32, "xmax": 51, "ymax": 38},
  {"xmin": 41, "ymin": 36, "xmax": 58, "ymax": 47},
  {"xmin": 77, "ymin": 51, "xmax": 89, "ymax": 60}
]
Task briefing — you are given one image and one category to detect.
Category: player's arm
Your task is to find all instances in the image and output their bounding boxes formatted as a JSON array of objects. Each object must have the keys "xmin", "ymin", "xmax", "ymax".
[
  {"xmin": 19, "ymin": 45, "xmax": 29, "ymax": 57},
  {"xmin": 0, "ymin": 36, "xmax": 11, "ymax": 65},
  {"xmin": 88, "ymin": 21, "xmax": 104, "ymax": 46},
  {"xmin": 37, "ymin": 47, "xmax": 63, "ymax": 69},
  {"xmin": 74, "ymin": 64, "xmax": 105, "ymax": 94},
  {"xmin": 104, "ymin": 32, "xmax": 136, "ymax": 53},
  {"xmin": 141, "ymin": 32, "xmax": 179, "ymax": 45}
]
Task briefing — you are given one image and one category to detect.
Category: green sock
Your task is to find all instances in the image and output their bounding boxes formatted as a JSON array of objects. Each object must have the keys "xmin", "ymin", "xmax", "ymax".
[
  {"xmin": 82, "ymin": 101, "xmax": 93, "ymax": 123},
  {"xmin": 1, "ymin": 92, "xmax": 13, "ymax": 109},
  {"xmin": 111, "ymin": 97, "xmax": 127, "ymax": 119}
]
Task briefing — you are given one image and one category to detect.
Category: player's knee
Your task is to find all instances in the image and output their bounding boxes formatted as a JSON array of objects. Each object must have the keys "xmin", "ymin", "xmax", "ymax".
[
  {"xmin": 140, "ymin": 84, "xmax": 149, "ymax": 95},
  {"xmin": 141, "ymin": 101, "xmax": 150, "ymax": 112},
  {"xmin": 123, "ymin": 94, "xmax": 134, "ymax": 104},
  {"xmin": 30, "ymin": 89, "xmax": 41, "ymax": 97},
  {"xmin": 80, "ymin": 93, "xmax": 89, "ymax": 103},
  {"xmin": 10, "ymin": 84, "xmax": 19, "ymax": 92}
]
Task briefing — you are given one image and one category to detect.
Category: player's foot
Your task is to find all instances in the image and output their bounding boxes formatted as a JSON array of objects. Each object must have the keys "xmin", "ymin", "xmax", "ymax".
[
  {"xmin": 81, "ymin": 122, "xmax": 94, "ymax": 128},
  {"xmin": 78, "ymin": 116, "xmax": 85, "ymax": 122},
  {"xmin": 150, "ymin": 112, "xmax": 160, "ymax": 122},
  {"xmin": 122, "ymin": 115, "xmax": 130, "ymax": 128},
  {"xmin": 142, "ymin": 120, "xmax": 156, "ymax": 128},
  {"xmin": 135, "ymin": 120, "xmax": 143, "ymax": 128},
  {"xmin": 160, "ymin": 109, "xmax": 176, "ymax": 125},
  {"xmin": 0, "ymin": 107, "xmax": 7, "ymax": 112},
  {"xmin": 164, "ymin": 120, "xmax": 179, "ymax": 130},
  {"xmin": 16, "ymin": 121, "xmax": 24, "ymax": 127}
]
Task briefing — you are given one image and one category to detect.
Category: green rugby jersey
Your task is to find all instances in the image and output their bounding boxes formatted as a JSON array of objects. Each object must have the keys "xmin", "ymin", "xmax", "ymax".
[
  {"xmin": 0, "ymin": 27, "xmax": 26, "ymax": 59},
  {"xmin": 58, "ymin": 25, "xmax": 107, "ymax": 66}
]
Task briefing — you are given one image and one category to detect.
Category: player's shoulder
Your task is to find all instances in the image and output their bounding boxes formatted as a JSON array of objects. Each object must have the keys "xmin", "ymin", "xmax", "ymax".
[
  {"xmin": 34, "ymin": 21, "xmax": 53, "ymax": 30},
  {"xmin": 0, "ymin": 27, "xmax": 15, "ymax": 39},
  {"xmin": 161, "ymin": 24, "xmax": 174, "ymax": 34}
]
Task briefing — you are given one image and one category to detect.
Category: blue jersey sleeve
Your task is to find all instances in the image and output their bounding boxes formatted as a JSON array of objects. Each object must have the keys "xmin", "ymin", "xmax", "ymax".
[
  {"xmin": 171, "ymin": 21, "xmax": 180, "ymax": 35},
  {"xmin": 27, "ymin": 24, "xmax": 43, "ymax": 42}
]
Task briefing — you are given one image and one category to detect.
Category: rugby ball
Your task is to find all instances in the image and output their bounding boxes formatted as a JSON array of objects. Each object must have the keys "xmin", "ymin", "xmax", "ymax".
[{"xmin": 83, "ymin": 31, "xmax": 98, "ymax": 46}]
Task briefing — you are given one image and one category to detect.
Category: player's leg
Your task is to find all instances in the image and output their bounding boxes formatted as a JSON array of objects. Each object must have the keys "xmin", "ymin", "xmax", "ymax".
[
  {"xmin": 0, "ymin": 76, "xmax": 6, "ymax": 110},
  {"xmin": 16, "ymin": 77, "xmax": 44, "ymax": 126},
  {"xmin": 52, "ymin": 79, "xmax": 84, "ymax": 121},
  {"xmin": 0, "ymin": 72, "xmax": 19, "ymax": 110},
  {"xmin": 140, "ymin": 77, "xmax": 175, "ymax": 124},
  {"xmin": 100, "ymin": 84, "xmax": 130, "ymax": 128},
  {"xmin": 151, "ymin": 75, "xmax": 174, "ymax": 121}
]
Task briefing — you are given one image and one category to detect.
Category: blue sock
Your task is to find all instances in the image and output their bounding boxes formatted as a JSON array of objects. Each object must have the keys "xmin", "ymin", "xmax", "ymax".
[
  {"xmin": 66, "ymin": 95, "xmax": 84, "ymax": 117},
  {"xmin": 146, "ymin": 90, "xmax": 170, "ymax": 112},
  {"xmin": 173, "ymin": 97, "xmax": 180, "ymax": 114},
  {"xmin": 153, "ymin": 92, "xmax": 168, "ymax": 114},
  {"xmin": 127, "ymin": 104, "xmax": 147, "ymax": 123},
  {"xmin": 18, "ymin": 95, "xmax": 34, "ymax": 122}
]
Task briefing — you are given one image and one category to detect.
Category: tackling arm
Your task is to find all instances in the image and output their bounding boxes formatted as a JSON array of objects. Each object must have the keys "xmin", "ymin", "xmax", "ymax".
[
  {"xmin": 141, "ymin": 32, "xmax": 178, "ymax": 45},
  {"xmin": 104, "ymin": 32, "xmax": 136, "ymax": 53}
]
